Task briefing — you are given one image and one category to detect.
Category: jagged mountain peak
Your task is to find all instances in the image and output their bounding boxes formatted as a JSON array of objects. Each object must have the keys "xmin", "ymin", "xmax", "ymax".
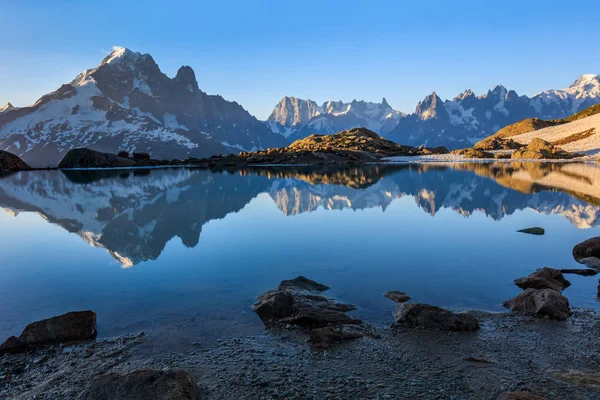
[
  {"xmin": 570, "ymin": 74, "xmax": 600, "ymax": 89},
  {"xmin": 0, "ymin": 102, "xmax": 16, "ymax": 114}
]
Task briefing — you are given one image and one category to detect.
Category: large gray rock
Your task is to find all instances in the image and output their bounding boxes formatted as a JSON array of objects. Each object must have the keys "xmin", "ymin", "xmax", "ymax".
[
  {"xmin": 514, "ymin": 267, "xmax": 571, "ymax": 292},
  {"xmin": 19, "ymin": 310, "xmax": 97, "ymax": 345},
  {"xmin": 393, "ymin": 303, "xmax": 479, "ymax": 331},
  {"xmin": 503, "ymin": 288, "xmax": 570, "ymax": 320},
  {"xmin": 77, "ymin": 369, "xmax": 199, "ymax": 400},
  {"xmin": 0, "ymin": 150, "xmax": 31, "ymax": 171},
  {"xmin": 58, "ymin": 148, "xmax": 137, "ymax": 169},
  {"xmin": 252, "ymin": 276, "xmax": 361, "ymax": 328}
]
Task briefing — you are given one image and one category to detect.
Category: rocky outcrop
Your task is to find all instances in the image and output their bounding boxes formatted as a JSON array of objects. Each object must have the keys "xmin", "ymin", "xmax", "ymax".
[
  {"xmin": 383, "ymin": 291, "xmax": 411, "ymax": 303},
  {"xmin": 393, "ymin": 303, "xmax": 479, "ymax": 331},
  {"xmin": 0, "ymin": 311, "xmax": 97, "ymax": 354},
  {"xmin": 0, "ymin": 150, "xmax": 31, "ymax": 171},
  {"xmin": 203, "ymin": 128, "xmax": 448, "ymax": 166},
  {"xmin": 252, "ymin": 276, "xmax": 361, "ymax": 328},
  {"xmin": 511, "ymin": 138, "xmax": 581, "ymax": 160},
  {"xmin": 503, "ymin": 288, "xmax": 570, "ymax": 320},
  {"xmin": 514, "ymin": 268, "xmax": 571, "ymax": 292},
  {"xmin": 517, "ymin": 227, "xmax": 545, "ymax": 235},
  {"xmin": 58, "ymin": 149, "xmax": 137, "ymax": 169},
  {"xmin": 450, "ymin": 148, "xmax": 495, "ymax": 159},
  {"xmin": 474, "ymin": 137, "xmax": 522, "ymax": 151},
  {"xmin": 77, "ymin": 369, "xmax": 199, "ymax": 400},
  {"xmin": 497, "ymin": 391, "xmax": 548, "ymax": 400}
]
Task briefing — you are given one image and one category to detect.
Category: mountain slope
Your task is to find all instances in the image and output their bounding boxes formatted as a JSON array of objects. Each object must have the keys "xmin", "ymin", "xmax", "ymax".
[
  {"xmin": 266, "ymin": 97, "xmax": 404, "ymax": 141},
  {"xmin": 0, "ymin": 47, "xmax": 287, "ymax": 167}
]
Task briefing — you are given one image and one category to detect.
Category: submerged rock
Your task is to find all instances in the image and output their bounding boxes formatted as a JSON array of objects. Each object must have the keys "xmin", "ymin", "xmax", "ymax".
[
  {"xmin": 503, "ymin": 288, "xmax": 570, "ymax": 320},
  {"xmin": 77, "ymin": 368, "xmax": 199, "ymax": 400},
  {"xmin": 497, "ymin": 392, "xmax": 548, "ymax": 400},
  {"xmin": 393, "ymin": 303, "xmax": 479, "ymax": 331},
  {"xmin": 252, "ymin": 276, "xmax": 361, "ymax": 328},
  {"xmin": 573, "ymin": 237, "xmax": 600, "ymax": 267},
  {"xmin": 309, "ymin": 325, "xmax": 367, "ymax": 347},
  {"xmin": 517, "ymin": 227, "xmax": 545, "ymax": 235},
  {"xmin": 58, "ymin": 148, "xmax": 137, "ymax": 169},
  {"xmin": 514, "ymin": 267, "xmax": 571, "ymax": 292},
  {"xmin": 0, "ymin": 150, "xmax": 31, "ymax": 171},
  {"xmin": 383, "ymin": 291, "xmax": 411, "ymax": 303},
  {"xmin": 558, "ymin": 268, "xmax": 599, "ymax": 277}
]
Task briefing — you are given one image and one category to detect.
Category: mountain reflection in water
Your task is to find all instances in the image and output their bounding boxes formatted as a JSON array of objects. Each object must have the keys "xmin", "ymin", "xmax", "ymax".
[{"xmin": 0, "ymin": 162, "xmax": 599, "ymax": 267}]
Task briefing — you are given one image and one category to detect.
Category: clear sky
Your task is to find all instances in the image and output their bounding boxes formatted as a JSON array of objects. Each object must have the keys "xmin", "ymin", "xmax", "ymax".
[{"xmin": 1, "ymin": 0, "xmax": 599, "ymax": 120}]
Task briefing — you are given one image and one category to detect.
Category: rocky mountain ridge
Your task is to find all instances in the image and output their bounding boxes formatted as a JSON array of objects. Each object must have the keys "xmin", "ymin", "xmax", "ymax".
[
  {"xmin": 268, "ymin": 74, "xmax": 600, "ymax": 149},
  {"xmin": 0, "ymin": 47, "xmax": 287, "ymax": 167}
]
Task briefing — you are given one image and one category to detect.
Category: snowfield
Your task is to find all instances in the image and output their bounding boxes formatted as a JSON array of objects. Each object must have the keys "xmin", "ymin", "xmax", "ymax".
[{"xmin": 510, "ymin": 112, "xmax": 600, "ymax": 155}]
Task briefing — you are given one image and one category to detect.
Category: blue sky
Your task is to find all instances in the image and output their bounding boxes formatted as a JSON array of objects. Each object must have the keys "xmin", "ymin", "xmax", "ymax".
[{"xmin": 0, "ymin": 0, "xmax": 599, "ymax": 120}]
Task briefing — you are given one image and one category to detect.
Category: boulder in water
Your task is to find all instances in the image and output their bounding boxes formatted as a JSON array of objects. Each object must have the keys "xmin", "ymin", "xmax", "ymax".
[
  {"xmin": 514, "ymin": 267, "xmax": 571, "ymax": 292},
  {"xmin": 503, "ymin": 288, "xmax": 570, "ymax": 320},
  {"xmin": 393, "ymin": 303, "xmax": 479, "ymax": 331}
]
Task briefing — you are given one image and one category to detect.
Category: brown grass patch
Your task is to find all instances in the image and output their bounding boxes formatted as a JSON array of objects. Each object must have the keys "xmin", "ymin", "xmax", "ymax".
[{"xmin": 552, "ymin": 128, "xmax": 596, "ymax": 146}]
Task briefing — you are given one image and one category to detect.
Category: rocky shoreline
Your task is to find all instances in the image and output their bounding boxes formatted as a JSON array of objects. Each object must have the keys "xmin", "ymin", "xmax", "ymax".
[{"xmin": 1, "ymin": 309, "xmax": 599, "ymax": 400}]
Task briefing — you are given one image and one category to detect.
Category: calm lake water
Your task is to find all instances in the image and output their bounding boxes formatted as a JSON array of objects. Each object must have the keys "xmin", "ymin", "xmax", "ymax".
[{"xmin": 1, "ymin": 162, "xmax": 599, "ymax": 345}]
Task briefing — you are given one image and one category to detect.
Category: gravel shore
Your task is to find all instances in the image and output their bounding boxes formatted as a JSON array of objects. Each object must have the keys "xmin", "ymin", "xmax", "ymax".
[{"xmin": 2, "ymin": 308, "xmax": 599, "ymax": 399}]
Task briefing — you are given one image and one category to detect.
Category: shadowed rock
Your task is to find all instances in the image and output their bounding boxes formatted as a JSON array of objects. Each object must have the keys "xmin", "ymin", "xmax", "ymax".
[
  {"xmin": 514, "ymin": 267, "xmax": 571, "ymax": 292},
  {"xmin": 252, "ymin": 276, "xmax": 361, "ymax": 328},
  {"xmin": 393, "ymin": 303, "xmax": 479, "ymax": 331},
  {"xmin": 0, "ymin": 150, "xmax": 31, "ymax": 171},
  {"xmin": 517, "ymin": 227, "xmax": 545, "ymax": 235},
  {"xmin": 383, "ymin": 291, "xmax": 411, "ymax": 303},
  {"xmin": 77, "ymin": 369, "xmax": 199, "ymax": 400},
  {"xmin": 58, "ymin": 148, "xmax": 137, "ymax": 169},
  {"xmin": 573, "ymin": 237, "xmax": 600, "ymax": 268},
  {"xmin": 503, "ymin": 288, "xmax": 570, "ymax": 320},
  {"xmin": 511, "ymin": 138, "xmax": 580, "ymax": 160},
  {"xmin": 19, "ymin": 311, "xmax": 97, "ymax": 345},
  {"xmin": 497, "ymin": 392, "xmax": 548, "ymax": 400},
  {"xmin": 0, "ymin": 336, "xmax": 30, "ymax": 355},
  {"xmin": 558, "ymin": 268, "xmax": 599, "ymax": 277}
]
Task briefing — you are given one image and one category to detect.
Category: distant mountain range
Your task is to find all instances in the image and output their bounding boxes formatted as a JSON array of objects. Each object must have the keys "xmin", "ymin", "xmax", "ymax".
[
  {"xmin": 266, "ymin": 74, "xmax": 600, "ymax": 149},
  {"xmin": 0, "ymin": 47, "xmax": 287, "ymax": 167},
  {"xmin": 1, "ymin": 45, "xmax": 598, "ymax": 164}
]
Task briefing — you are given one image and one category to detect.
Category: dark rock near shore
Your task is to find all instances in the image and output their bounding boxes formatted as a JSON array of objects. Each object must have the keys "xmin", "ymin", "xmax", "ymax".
[
  {"xmin": 503, "ymin": 288, "xmax": 570, "ymax": 320},
  {"xmin": 77, "ymin": 368, "xmax": 200, "ymax": 400},
  {"xmin": 19, "ymin": 310, "xmax": 97, "ymax": 345},
  {"xmin": 558, "ymin": 268, "xmax": 599, "ymax": 277},
  {"xmin": 393, "ymin": 303, "xmax": 479, "ymax": 331},
  {"xmin": 514, "ymin": 267, "xmax": 571, "ymax": 292},
  {"xmin": 252, "ymin": 276, "xmax": 361, "ymax": 328},
  {"xmin": 0, "ymin": 150, "xmax": 31, "ymax": 171},
  {"xmin": 383, "ymin": 291, "xmax": 411, "ymax": 303},
  {"xmin": 497, "ymin": 391, "xmax": 549, "ymax": 400},
  {"xmin": 0, "ymin": 336, "xmax": 30, "ymax": 355},
  {"xmin": 573, "ymin": 237, "xmax": 600, "ymax": 266},
  {"xmin": 517, "ymin": 227, "xmax": 545, "ymax": 235},
  {"xmin": 132, "ymin": 152, "xmax": 151, "ymax": 162},
  {"xmin": 58, "ymin": 148, "xmax": 137, "ymax": 169},
  {"xmin": 450, "ymin": 148, "xmax": 495, "ymax": 159}
]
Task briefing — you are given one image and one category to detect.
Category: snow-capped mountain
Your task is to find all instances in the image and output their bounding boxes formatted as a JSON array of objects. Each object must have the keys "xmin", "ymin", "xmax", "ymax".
[
  {"xmin": 267, "ymin": 74, "xmax": 600, "ymax": 149},
  {"xmin": 386, "ymin": 74, "xmax": 600, "ymax": 149},
  {"xmin": 0, "ymin": 102, "xmax": 17, "ymax": 115},
  {"xmin": 266, "ymin": 97, "xmax": 404, "ymax": 141},
  {"xmin": 0, "ymin": 47, "xmax": 287, "ymax": 167}
]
